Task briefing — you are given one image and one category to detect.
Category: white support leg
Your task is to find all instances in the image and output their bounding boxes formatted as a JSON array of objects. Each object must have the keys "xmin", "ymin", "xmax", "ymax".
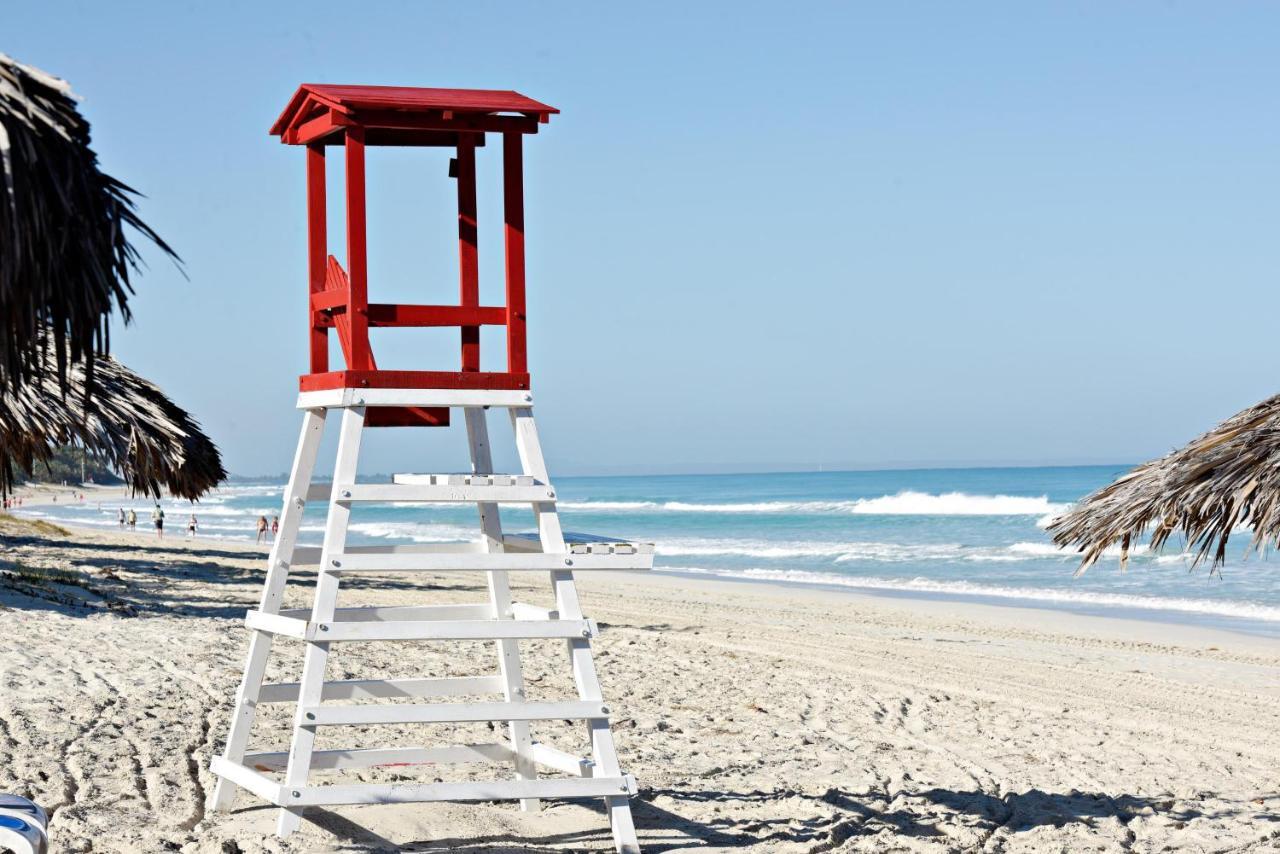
[
  {"xmin": 210, "ymin": 396, "xmax": 646, "ymax": 852},
  {"xmin": 277, "ymin": 406, "xmax": 365, "ymax": 837},
  {"xmin": 510, "ymin": 407, "xmax": 641, "ymax": 854},
  {"xmin": 465, "ymin": 407, "xmax": 540, "ymax": 811},
  {"xmin": 211, "ymin": 408, "xmax": 327, "ymax": 811}
]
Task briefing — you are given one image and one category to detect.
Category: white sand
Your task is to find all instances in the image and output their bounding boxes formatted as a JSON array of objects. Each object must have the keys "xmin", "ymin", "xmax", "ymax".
[{"xmin": 1, "ymin": 514, "xmax": 1278, "ymax": 852}]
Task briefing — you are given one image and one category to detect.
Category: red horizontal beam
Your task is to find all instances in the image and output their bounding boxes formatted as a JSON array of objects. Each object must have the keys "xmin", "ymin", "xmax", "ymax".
[
  {"xmin": 300, "ymin": 370, "xmax": 530, "ymax": 392},
  {"xmin": 315, "ymin": 129, "xmax": 488, "ymax": 148},
  {"xmin": 310, "ymin": 289, "xmax": 349, "ymax": 312},
  {"xmin": 366, "ymin": 406, "xmax": 450, "ymax": 428},
  {"xmin": 346, "ymin": 110, "xmax": 539, "ymax": 136},
  {"xmin": 284, "ymin": 109, "xmax": 354, "ymax": 145},
  {"xmin": 367, "ymin": 304, "xmax": 506, "ymax": 327},
  {"xmin": 312, "ymin": 303, "xmax": 507, "ymax": 328}
]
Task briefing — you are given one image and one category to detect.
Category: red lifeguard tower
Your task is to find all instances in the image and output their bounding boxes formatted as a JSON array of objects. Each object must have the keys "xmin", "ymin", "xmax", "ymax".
[{"xmin": 209, "ymin": 85, "xmax": 651, "ymax": 853}]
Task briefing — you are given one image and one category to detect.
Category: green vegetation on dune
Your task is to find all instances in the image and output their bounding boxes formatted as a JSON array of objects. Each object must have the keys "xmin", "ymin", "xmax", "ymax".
[{"xmin": 5, "ymin": 444, "xmax": 122, "ymax": 486}]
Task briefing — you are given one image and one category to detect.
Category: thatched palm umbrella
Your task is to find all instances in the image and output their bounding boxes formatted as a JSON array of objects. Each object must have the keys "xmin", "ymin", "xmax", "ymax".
[
  {"xmin": 0, "ymin": 51, "xmax": 178, "ymax": 394},
  {"xmin": 0, "ymin": 52, "xmax": 223, "ymax": 498},
  {"xmin": 1048, "ymin": 394, "xmax": 1280, "ymax": 573},
  {"xmin": 1, "ymin": 332, "xmax": 225, "ymax": 499}
]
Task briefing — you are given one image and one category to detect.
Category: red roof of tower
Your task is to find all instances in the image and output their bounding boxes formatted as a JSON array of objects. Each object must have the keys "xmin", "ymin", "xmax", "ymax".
[{"xmin": 270, "ymin": 84, "xmax": 558, "ymax": 137}]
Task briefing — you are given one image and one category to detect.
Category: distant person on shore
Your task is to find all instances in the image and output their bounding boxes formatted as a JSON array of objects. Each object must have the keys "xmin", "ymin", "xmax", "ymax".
[
  {"xmin": 256, "ymin": 516, "xmax": 268, "ymax": 543},
  {"xmin": 127, "ymin": 508, "xmax": 137, "ymax": 529},
  {"xmin": 152, "ymin": 504, "xmax": 165, "ymax": 539},
  {"xmin": 187, "ymin": 514, "xmax": 198, "ymax": 538},
  {"xmin": 118, "ymin": 508, "xmax": 125, "ymax": 527},
  {"xmin": 271, "ymin": 515, "xmax": 279, "ymax": 541}
]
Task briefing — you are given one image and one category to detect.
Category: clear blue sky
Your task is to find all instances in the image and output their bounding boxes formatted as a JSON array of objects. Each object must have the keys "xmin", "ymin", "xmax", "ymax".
[{"xmin": 8, "ymin": 2, "xmax": 1280, "ymax": 477}]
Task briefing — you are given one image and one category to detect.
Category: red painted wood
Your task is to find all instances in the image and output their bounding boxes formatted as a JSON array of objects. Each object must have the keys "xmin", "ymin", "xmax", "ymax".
[
  {"xmin": 299, "ymin": 370, "xmax": 531, "ymax": 392},
  {"xmin": 287, "ymin": 112, "xmax": 532, "ymax": 146},
  {"xmin": 319, "ymin": 302, "xmax": 504, "ymax": 327},
  {"xmin": 366, "ymin": 406, "xmax": 450, "ymax": 428},
  {"xmin": 366, "ymin": 304, "xmax": 504, "ymax": 328},
  {"xmin": 456, "ymin": 137, "xmax": 480, "ymax": 372},
  {"xmin": 358, "ymin": 129, "xmax": 487, "ymax": 148},
  {"xmin": 306, "ymin": 144, "xmax": 329, "ymax": 374},
  {"xmin": 344, "ymin": 127, "xmax": 374, "ymax": 371},
  {"xmin": 310, "ymin": 288, "xmax": 350, "ymax": 313},
  {"xmin": 342, "ymin": 110, "xmax": 538, "ymax": 135},
  {"xmin": 287, "ymin": 110, "xmax": 353, "ymax": 145},
  {"xmin": 271, "ymin": 85, "xmax": 558, "ymax": 136},
  {"xmin": 325, "ymin": 257, "xmax": 356, "ymax": 367},
  {"xmin": 503, "ymin": 132, "xmax": 527, "ymax": 375},
  {"xmin": 283, "ymin": 84, "xmax": 549, "ymax": 403}
]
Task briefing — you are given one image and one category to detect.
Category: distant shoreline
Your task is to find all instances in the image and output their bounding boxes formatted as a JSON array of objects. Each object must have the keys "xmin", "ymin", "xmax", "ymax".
[{"xmin": 9, "ymin": 502, "xmax": 1277, "ymax": 642}]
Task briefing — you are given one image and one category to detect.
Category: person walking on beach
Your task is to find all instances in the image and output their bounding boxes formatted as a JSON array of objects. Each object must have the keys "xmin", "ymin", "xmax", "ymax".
[
  {"xmin": 187, "ymin": 514, "xmax": 198, "ymax": 538},
  {"xmin": 152, "ymin": 504, "xmax": 165, "ymax": 539},
  {"xmin": 127, "ymin": 508, "xmax": 137, "ymax": 530},
  {"xmin": 256, "ymin": 515, "xmax": 268, "ymax": 543},
  {"xmin": 118, "ymin": 508, "xmax": 125, "ymax": 527},
  {"xmin": 271, "ymin": 515, "xmax": 279, "ymax": 541}
]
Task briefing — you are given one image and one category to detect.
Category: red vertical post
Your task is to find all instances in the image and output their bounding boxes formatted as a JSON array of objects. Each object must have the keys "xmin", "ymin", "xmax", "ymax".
[
  {"xmin": 502, "ymin": 132, "xmax": 527, "ymax": 376},
  {"xmin": 344, "ymin": 126, "xmax": 373, "ymax": 371},
  {"xmin": 456, "ymin": 136, "xmax": 480, "ymax": 372},
  {"xmin": 306, "ymin": 143, "xmax": 329, "ymax": 374}
]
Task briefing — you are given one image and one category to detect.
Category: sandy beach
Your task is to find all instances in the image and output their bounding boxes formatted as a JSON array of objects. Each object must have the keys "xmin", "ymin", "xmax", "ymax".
[{"xmin": 2, "ymin": 511, "xmax": 1279, "ymax": 853}]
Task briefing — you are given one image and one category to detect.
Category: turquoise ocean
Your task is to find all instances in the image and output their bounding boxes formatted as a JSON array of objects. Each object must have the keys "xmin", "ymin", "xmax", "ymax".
[{"xmin": 20, "ymin": 465, "xmax": 1280, "ymax": 636}]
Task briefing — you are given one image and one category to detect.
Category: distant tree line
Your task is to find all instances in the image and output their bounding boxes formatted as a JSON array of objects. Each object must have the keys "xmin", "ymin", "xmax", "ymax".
[{"xmin": 6, "ymin": 445, "xmax": 122, "ymax": 486}]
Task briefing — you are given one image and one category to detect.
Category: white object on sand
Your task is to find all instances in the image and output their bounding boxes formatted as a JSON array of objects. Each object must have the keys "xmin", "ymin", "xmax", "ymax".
[{"xmin": 0, "ymin": 794, "xmax": 48, "ymax": 854}]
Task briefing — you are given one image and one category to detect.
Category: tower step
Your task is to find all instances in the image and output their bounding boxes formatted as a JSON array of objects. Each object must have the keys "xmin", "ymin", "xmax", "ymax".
[
  {"xmin": 503, "ymin": 532, "xmax": 656, "ymax": 556},
  {"xmin": 320, "ymin": 551, "xmax": 653, "ymax": 573},
  {"xmin": 299, "ymin": 700, "xmax": 611, "ymax": 727},
  {"xmin": 306, "ymin": 477, "xmax": 553, "ymax": 503},
  {"xmin": 211, "ymin": 757, "xmax": 635, "ymax": 808},
  {"xmin": 244, "ymin": 743, "xmax": 514, "ymax": 772},
  {"xmin": 245, "ymin": 611, "xmax": 597, "ymax": 641},
  {"xmin": 257, "ymin": 676, "xmax": 505, "ymax": 703}
]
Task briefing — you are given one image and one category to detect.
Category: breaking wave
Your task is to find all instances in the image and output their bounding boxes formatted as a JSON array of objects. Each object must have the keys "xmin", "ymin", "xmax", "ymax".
[{"xmin": 562, "ymin": 492, "xmax": 1067, "ymax": 516}]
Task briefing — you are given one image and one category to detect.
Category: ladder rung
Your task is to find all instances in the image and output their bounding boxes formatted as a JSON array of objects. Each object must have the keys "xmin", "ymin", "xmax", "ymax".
[
  {"xmin": 325, "ymin": 552, "xmax": 653, "ymax": 573},
  {"xmin": 393, "ymin": 473, "xmax": 536, "ymax": 487},
  {"xmin": 290, "ymin": 543, "xmax": 486, "ymax": 566},
  {"xmin": 330, "ymin": 482, "xmax": 554, "ymax": 504},
  {"xmin": 209, "ymin": 757, "xmax": 284, "ymax": 803},
  {"xmin": 244, "ymin": 742, "xmax": 513, "ymax": 771},
  {"xmin": 296, "ymin": 387, "xmax": 532, "ymax": 410},
  {"xmin": 300, "ymin": 700, "xmax": 611, "ymax": 727},
  {"xmin": 277, "ymin": 604, "xmax": 495, "ymax": 622},
  {"xmin": 503, "ymin": 532, "xmax": 655, "ymax": 556},
  {"xmin": 288, "ymin": 775, "xmax": 638, "ymax": 806},
  {"xmin": 528, "ymin": 742, "xmax": 595, "ymax": 776},
  {"xmin": 246, "ymin": 611, "xmax": 596, "ymax": 642},
  {"xmin": 257, "ymin": 676, "xmax": 505, "ymax": 704}
]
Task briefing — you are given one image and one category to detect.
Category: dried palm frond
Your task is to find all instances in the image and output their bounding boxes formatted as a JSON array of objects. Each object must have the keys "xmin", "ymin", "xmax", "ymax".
[
  {"xmin": 1, "ymin": 331, "xmax": 225, "ymax": 499},
  {"xmin": 0, "ymin": 52, "xmax": 179, "ymax": 395},
  {"xmin": 1047, "ymin": 394, "xmax": 1280, "ymax": 573}
]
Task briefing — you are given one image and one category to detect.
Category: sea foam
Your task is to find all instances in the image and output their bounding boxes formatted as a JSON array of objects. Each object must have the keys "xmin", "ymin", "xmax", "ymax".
[
  {"xmin": 665, "ymin": 566, "xmax": 1280, "ymax": 623},
  {"xmin": 561, "ymin": 491, "xmax": 1067, "ymax": 516}
]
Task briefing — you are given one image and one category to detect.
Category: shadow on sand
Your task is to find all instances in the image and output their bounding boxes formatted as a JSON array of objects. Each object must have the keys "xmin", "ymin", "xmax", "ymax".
[
  {"xmin": 0, "ymin": 528, "xmax": 487, "ymax": 620},
  {"xmin": 265, "ymin": 785, "xmax": 1277, "ymax": 852}
]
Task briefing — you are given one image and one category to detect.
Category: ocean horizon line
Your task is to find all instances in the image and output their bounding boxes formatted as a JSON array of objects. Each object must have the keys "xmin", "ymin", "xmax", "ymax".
[{"xmin": 221, "ymin": 460, "xmax": 1142, "ymax": 483}]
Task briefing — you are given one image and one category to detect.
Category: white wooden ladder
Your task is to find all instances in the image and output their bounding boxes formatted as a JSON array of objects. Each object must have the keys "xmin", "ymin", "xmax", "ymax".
[{"xmin": 208, "ymin": 388, "xmax": 651, "ymax": 853}]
